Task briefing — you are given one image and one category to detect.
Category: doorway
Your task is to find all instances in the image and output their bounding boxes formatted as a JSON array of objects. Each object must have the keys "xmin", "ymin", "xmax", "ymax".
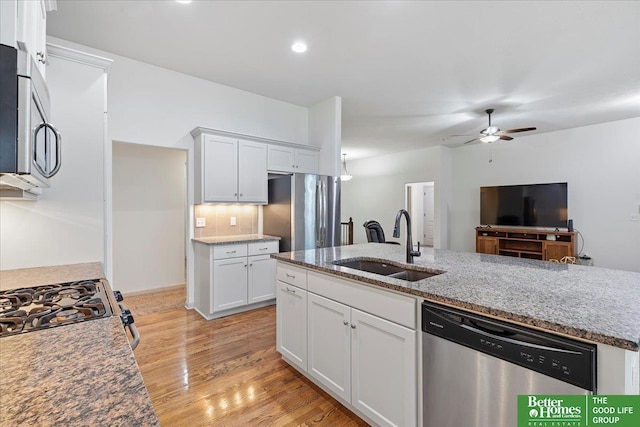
[
  {"xmin": 112, "ymin": 142, "xmax": 187, "ymax": 293},
  {"xmin": 405, "ymin": 182, "xmax": 435, "ymax": 248}
]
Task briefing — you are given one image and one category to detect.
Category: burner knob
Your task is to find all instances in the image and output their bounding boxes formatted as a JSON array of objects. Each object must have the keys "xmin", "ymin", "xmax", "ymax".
[
  {"xmin": 120, "ymin": 308, "xmax": 134, "ymax": 326},
  {"xmin": 113, "ymin": 291, "xmax": 124, "ymax": 302}
]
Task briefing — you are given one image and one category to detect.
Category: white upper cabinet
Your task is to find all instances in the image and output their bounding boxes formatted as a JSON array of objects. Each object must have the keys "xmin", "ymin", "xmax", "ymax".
[
  {"xmin": 202, "ymin": 136, "xmax": 238, "ymax": 203},
  {"xmin": 294, "ymin": 149, "xmax": 319, "ymax": 174},
  {"xmin": 268, "ymin": 144, "xmax": 319, "ymax": 174},
  {"xmin": 238, "ymin": 140, "xmax": 267, "ymax": 203},
  {"xmin": 192, "ymin": 128, "xmax": 319, "ymax": 203},
  {"xmin": 1, "ymin": 0, "xmax": 49, "ymax": 78},
  {"xmin": 196, "ymin": 135, "xmax": 267, "ymax": 204}
]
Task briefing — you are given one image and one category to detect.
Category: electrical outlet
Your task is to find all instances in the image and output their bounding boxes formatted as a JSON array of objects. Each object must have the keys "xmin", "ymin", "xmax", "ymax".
[
  {"xmin": 230, "ymin": 216, "xmax": 237, "ymax": 226},
  {"xmin": 196, "ymin": 217, "xmax": 206, "ymax": 227},
  {"xmin": 631, "ymin": 214, "xmax": 640, "ymax": 221}
]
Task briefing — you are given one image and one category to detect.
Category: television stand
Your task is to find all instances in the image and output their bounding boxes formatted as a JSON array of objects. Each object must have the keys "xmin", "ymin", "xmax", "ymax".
[{"xmin": 475, "ymin": 227, "xmax": 577, "ymax": 261}]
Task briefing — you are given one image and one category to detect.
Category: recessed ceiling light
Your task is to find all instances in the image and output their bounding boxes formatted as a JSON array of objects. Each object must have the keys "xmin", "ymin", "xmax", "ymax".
[
  {"xmin": 176, "ymin": 0, "xmax": 192, "ymax": 4},
  {"xmin": 291, "ymin": 41, "xmax": 307, "ymax": 53}
]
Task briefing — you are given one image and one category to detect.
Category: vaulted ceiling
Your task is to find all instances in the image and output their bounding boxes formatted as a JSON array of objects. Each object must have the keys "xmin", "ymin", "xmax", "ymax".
[{"xmin": 48, "ymin": 1, "xmax": 640, "ymax": 159}]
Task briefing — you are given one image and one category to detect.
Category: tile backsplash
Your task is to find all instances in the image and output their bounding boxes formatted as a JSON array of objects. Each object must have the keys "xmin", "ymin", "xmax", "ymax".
[{"xmin": 194, "ymin": 204, "xmax": 259, "ymax": 238}]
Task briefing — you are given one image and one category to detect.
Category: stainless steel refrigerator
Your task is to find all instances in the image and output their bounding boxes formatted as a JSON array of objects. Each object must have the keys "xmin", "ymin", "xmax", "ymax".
[{"xmin": 263, "ymin": 174, "xmax": 340, "ymax": 252}]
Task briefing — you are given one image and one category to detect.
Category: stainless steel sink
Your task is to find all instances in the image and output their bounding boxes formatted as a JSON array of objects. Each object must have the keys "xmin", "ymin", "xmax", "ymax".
[{"xmin": 332, "ymin": 258, "xmax": 444, "ymax": 282}]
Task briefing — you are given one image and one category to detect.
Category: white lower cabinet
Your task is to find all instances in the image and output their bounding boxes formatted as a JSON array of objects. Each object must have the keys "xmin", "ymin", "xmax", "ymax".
[
  {"xmin": 276, "ymin": 282, "xmax": 308, "ymax": 371},
  {"xmin": 306, "ymin": 293, "xmax": 416, "ymax": 427},
  {"xmin": 194, "ymin": 241, "xmax": 278, "ymax": 319},
  {"xmin": 350, "ymin": 309, "xmax": 416, "ymax": 427},
  {"xmin": 248, "ymin": 254, "xmax": 276, "ymax": 303},
  {"xmin": 212, "ymin": 257, "xmax": 248, "ymax": 312}
]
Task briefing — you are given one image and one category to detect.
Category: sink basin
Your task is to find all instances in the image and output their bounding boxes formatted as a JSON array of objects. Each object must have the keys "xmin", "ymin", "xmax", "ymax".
[{"xmin": 332, "ymin": 258, "xmax": 444, "ymax": 282}]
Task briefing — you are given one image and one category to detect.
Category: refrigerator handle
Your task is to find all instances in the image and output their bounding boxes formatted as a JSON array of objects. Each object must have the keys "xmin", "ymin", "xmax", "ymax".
[
  {"xmin": 315, "ymin": 180, "xmax": 322, "ymax": 247},
  {"xmin": 322, "ymin": 179, "xmax": 327, "ymax": 244}
]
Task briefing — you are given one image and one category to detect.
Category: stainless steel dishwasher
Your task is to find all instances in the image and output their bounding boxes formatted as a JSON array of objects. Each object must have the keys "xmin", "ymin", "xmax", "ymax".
[{"xmin": 422, "ymin": 301, "xmax": 596, "ymax": 427}]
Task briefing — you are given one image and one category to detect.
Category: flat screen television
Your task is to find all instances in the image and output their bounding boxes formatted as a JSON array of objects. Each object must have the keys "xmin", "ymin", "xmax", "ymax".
[{"xmin": 480, "ymin": 183, "xmax": 568, "ymax": 228}]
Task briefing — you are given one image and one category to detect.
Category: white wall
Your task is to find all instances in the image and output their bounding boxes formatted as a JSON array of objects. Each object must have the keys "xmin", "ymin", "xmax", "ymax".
[
  {"xmin": 310, "ymin": 96, "xmax": 342, "ymax": 176},
  {"xmin": 341, "ymin": 146, "xmax": 452, "ymax": 248},
  {"xmin": 451, "ymin": 117, "xmax": 640, "ymax": 272},
  {"xmin": 0, "ymin": 54, "xmax": 105, "ymax": 270},
  {"xmin": 112, "ymin": 142, "xmax": 186, "ymax": 293}
]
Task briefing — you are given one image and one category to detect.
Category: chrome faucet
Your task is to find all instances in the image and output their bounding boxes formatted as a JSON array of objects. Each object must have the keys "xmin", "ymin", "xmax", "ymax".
[{"xmin": 393, "ymin": 209, "xmax": 421, "ymax": 264}]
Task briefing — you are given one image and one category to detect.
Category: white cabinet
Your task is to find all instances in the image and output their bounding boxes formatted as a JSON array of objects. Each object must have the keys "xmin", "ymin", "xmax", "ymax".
[
  {"xmin": 248, "ymin": 254, "xmax": 276, "ymax": 303},
  {"xmin": 307, "ymin": 293, "xmax": 351, "ymax": 401},
  {"xmin": 196, "ymin": 135, "xmax": 267, "ymax": 204},
  {"xmin": 268, "ymin": 145, "xmax": 319, "ymax": 174},
  {"xmin": 275, "ymin": 262, "xmax": 418, "ymax": 427},
  {"xmin": 307, "ymin": 293, "xmax": 416, "ymax": 427},
  {"xmin": 203, "ymin": 136, "xmax": 238, "ymax": 203},
  {"xmin": 0, "ymin": 0, "xmax": 51, "ymax": 77},
  {"xmin": 276, "ymin": 281, "xmax": 308, "ymax": 371},
  {"xmin": 213, "ymin": 257, "xmax": 248, "ymax": 312},
  {"xmin": 194, "ymin": 241, "xmax": 278, "ymax": 319},
  {"xmin": 351, "ymin": 309, "xmax": 416, "ymax": 427},
  {"xmin": 238, "ymin": 140, "xmax": 268, "ymax": 203}
]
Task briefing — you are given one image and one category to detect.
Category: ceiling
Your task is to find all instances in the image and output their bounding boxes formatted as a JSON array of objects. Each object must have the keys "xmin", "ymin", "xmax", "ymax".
[{"xmin": 47, "ymin": 1, "xmax": 640, "ymax": 160}]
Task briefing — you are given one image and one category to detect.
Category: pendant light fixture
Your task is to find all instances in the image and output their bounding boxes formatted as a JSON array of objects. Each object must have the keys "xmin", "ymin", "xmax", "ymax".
[{"xmin": 340, "ymin": 154, "xmax": 353, "ymax": 181}]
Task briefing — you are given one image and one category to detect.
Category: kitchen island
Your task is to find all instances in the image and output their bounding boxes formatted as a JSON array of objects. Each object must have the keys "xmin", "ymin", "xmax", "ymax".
[
  {"xmin": 272, "ymin": 243, "xmax": 640, "ymax": 426},
  {"xmin": 0, "ymin": 263, "xmax": 158, "ymax": 426}
]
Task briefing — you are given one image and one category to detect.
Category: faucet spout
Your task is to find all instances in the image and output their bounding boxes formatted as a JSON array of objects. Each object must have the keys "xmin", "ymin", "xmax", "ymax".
[{"xmin": 393, "ymin": 209, "xmax": 421, "ymax": 264}]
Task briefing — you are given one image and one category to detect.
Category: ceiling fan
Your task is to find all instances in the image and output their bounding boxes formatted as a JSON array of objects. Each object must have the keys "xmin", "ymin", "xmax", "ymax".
[{"xmin": 463, "ymin": 109, "xmax": 536, "ymax": 144}]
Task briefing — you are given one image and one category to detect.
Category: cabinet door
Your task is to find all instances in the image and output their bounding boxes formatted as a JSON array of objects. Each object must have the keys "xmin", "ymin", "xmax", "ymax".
[
  {"xmin": 477, "ymin": 236, "xmax": 499, "ymax": 254},
  {"xmin": 276, "ymin": 282, "xmax": 307, "ymax": 371},
  {"xmin": 295, "ymin": 149, "xmax": 319, "ymax": 174},
  {"xmin": 351, "ymin": 309, "xmax": 416, "ymax": 427},
  {"xmin": 267, "ymin": 145, "xmax": 295, "ymax": 172},
  {"xmin": 248, "ymin": 255, "xmax": 276, "ymax": 303},
  {"xmin": 307, "ymin": 293, "xmax": 351, "ymax": 402},
  {"xmin": 212, "ymin": 257, "xmax": 247, "ymax": 312},
  {"xmin": 203, "ymin": 136, "xmax": 238, "ymax": 202},
  {"xmin": 543, "ymin": 241, "xmax": 573, "ymax": 261},
  {"xmin": 16, "ymin": 0, "xmax": 47, "ymax": 77},
  {"xmin": 238, "ymin": 140, "xmax": 267, "ymax": 203}
]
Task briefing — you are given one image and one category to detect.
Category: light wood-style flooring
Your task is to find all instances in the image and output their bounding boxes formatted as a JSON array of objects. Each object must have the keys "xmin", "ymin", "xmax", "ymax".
[{"xmin": 126, "ymin": 286, "xmax": 367, "ymax": 426}]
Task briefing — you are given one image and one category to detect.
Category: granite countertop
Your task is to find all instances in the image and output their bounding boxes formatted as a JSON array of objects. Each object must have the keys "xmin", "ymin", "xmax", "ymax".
[
  {"xmin": 0, "ymin": 318, "xmax": 158, "ymax": 426},
  {"xmin": 0, "ymin": 262, "xmax": 105, "ymax": 290},
  {"xmin": 192, "ymin": 234, "xmax": 281, "ymax": 246},
  {"xmin": 272, "ymin": 243, "xmax": 640, "ymax": 351},
  {"xmin": 0, "ymin": 263, "xmax": 159, "ymax": 426}
]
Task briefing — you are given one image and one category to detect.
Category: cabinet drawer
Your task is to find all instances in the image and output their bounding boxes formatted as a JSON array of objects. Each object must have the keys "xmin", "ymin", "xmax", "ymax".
[
  {"xmin": 248, "ymin": 240, "xmax": 279, "ymax": 256},
  {"xmin": 308, "ymin": 271, "xmax": 416, "ymax": 329},
  {"xmin": 213, "ymin": 244, "xmax": 248, "ymax": 260},
  {"xmin": 277, "ymin": 263, "xmax": 307, "ymax": 289}
]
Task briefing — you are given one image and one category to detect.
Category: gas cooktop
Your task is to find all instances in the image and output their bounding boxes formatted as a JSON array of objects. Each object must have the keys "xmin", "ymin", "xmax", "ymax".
[{"xmin": 0, "ymin": 279, "xmax": 115, "ymax": 338}]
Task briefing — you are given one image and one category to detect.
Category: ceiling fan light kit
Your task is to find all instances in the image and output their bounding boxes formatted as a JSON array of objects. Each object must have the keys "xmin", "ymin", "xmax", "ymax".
[{"xmin": 463, "ymin": 108, "xmax": 537, "ymax": 145}]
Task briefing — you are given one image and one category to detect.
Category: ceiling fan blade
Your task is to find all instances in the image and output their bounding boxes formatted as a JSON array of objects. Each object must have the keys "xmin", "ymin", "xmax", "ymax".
[
  {"xmin": 499, "ymin": 135, "xmax": 514, "ymax": 141},
  {"xmin": 463, "ymin": 137, "xmax": 480, "ymax": 144},
  {"xmin": 503, "ymin": 127, "xmax": 536, "ymax": 134}
]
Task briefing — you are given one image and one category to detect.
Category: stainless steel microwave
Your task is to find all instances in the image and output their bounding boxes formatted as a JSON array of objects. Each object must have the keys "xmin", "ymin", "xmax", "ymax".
[{"xmin": 0, "ymin": 43, "xmax": 61, "ymax": 199}]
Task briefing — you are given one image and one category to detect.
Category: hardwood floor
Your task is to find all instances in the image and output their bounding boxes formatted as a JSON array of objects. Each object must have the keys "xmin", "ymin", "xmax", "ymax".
[{"xmin": 126, "ymin": 287, "xmax": 368, "ymax": 426}]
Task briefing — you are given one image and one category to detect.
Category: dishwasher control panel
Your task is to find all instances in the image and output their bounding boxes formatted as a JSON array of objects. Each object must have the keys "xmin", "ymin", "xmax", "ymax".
[{"xmin": 422, "ymin": 302, "xmax": 596, "ymax": 391}]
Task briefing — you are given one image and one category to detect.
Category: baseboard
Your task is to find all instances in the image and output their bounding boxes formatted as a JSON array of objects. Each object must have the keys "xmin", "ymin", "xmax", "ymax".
[{"xmin": 122, "ymin": 282, "xmax": 185, "ymax": 297}]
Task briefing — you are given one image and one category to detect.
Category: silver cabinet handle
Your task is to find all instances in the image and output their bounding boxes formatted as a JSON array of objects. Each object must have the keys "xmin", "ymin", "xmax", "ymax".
[
  {"xmin": 226, "ymin": 250, "xmax": 237, "ymax": 254},
  {"xmin": 234, "ymin": 193, "xmax": 238, "ymax": 196},
  {"xmin": 240, "ymin": 193, "xmax": 243, "ymax": 196},
  {"xmin": 259, "ymin": 247, "xmax": 268, "ymax": 251},
  {"xmin": 285, "ymin": 273, "xmax": 296, "ymax": 278},
  {"xmin": 36, "ymin": 51, "xmax": 46, "ymax": 64},
  {"xmin": 284, "ymin": 287, "xmax": 296, "ymax": 294},
  {"xmin": 350, "ymin": 324, "xmax": 356, "ymax": 329},
  {"xmin": 343, "ymin": 320, "xmax": 349, "ymax": 326},
  {"xmin": 244, "ymin": 264, "xmax": 248, "ymax": 268},
  {"xmin": 249, "ymin": 263, "xmax": 253, "ymax": 267}
]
